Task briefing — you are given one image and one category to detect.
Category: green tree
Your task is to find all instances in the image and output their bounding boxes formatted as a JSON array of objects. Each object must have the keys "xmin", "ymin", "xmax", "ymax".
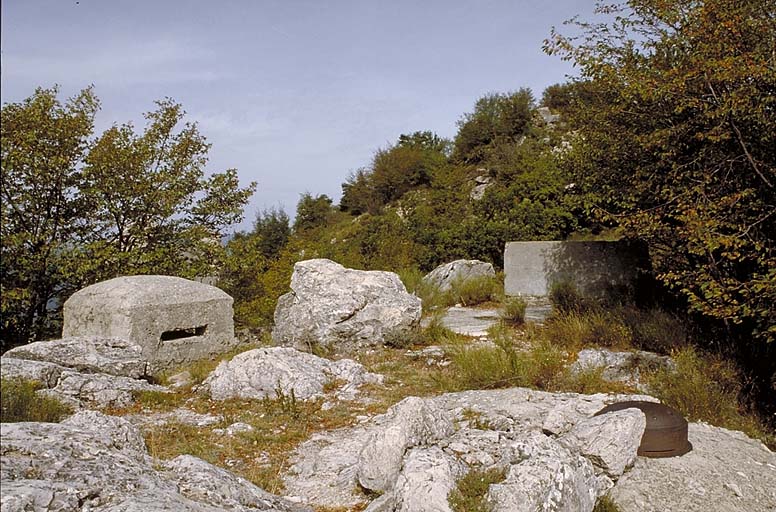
[
  {"xmin": 1, "ymin": 89, "xmax": 255, "ymax": 348},
  {"xmin": 544, "ymin": 0, "xmax": 776, "ymax": 343},
  {"xmin": 80, "ymin": 98, "xmax": 255, "ymax": 280},
  {"xmin": 1, "ymin": 87, "xmax": 99, "ymax": 347},
  {"xmin": 252, "ymin": 206, "xmax": 291, "ymax": 259},
  {"xmin": 452, "ymin": 89, "xmax": 535, "ymax": 164},
  {"xmin": 294, "ymin": 193, "xmax": 333, "ymax": 232}
]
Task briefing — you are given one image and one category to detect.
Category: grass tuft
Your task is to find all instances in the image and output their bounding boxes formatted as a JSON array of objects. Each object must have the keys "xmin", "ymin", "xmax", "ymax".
[
  {"xmin": 448, "ymin": 274, "xmax": 503, "ymax": 307},
  {"xmin": 448, "ymin": 467, "xmax": 506, "ymax": 512},
  {"xmin": 646, "ymin": 346, "xmax": 775, "ymax": 447},
  {"xmin": 501, "ymin": 297, "xmax": 527, "ymax": 325},
  {"xmin": 593, "ymin": 495, "xmax": 622, "ymax": 512},
  {"xmin": 1, "ymin": 378, "xmax": 72, "ymax": 423}
]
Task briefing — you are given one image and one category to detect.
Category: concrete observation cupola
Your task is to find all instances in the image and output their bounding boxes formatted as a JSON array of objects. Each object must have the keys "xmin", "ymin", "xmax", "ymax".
[{"xmin": 63, "ymin": 275, "xmax": 237, "ymax": 375}]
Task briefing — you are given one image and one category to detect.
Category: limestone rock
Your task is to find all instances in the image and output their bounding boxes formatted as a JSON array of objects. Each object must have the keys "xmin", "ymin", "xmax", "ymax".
[
  {"xmin": 3, "ymin": 336, "xmax": 148, "ymax": 378},
  {"xmin": 42, "ymin": 370, "xmax": 169, "ymax": 409},
  {"xmin": 366, "ymin": 446, "xmax": 465, "ymax": 512},
  {"xmin": 541, "ymin": 393, "xmax": 658, "ymax": 436},
  {"xmin": 0, "ymin": 410, "xmax": 311, "ymax": 512},
  {"xmin": 357, "ymin": 397, "xmax": 455, "ymax": 492},
  {"xmin": 272, "ymin": 259, "xmax": 421, "ymax": 352},
  {"xmin": 610, "ymin": 423, "xmax": 776, "ymax": 512},
  {"xmin": 0, "ymin": 356, "xmax": 167, "ymax": 409},
  {"xmin": 63, "ymin": 275, "xmax": 238, "ymax": 376},
  {"xmin": 202, "ymin": 347, "xmax": 382, "ymax": 401},
  {"xmin": 0, "ymin": 357, "xmax": 66, "ymax": 388},
  {"xmin": 570, "ymin": 348, "xmax": 675, "ymax": 389},
  {"xmin": 470, "ymin": 175, "xmax": 494, "ymax": 201},
  {"xmin": 162, "ymin": 454, "xmax": 311, "ymax": 511},
  {"xmin": 561, "ymin": 408, "xmax": 646, "ymax": 480},
  {"xmin": 284, "ymin": 425, "xmax": 373, "ymax": 509},
  {"xmin": 422, "ymin": 260, "xmax": 495, "ymax": 293},
  {"xmin": 487, "ymin": 432, "xmax": 597, "ymax": 512}
]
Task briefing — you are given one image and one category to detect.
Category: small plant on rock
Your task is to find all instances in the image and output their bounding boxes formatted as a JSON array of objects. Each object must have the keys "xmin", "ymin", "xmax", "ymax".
[
  {"xmin": 448, "ymin": 466, "xmax": 507, "ymax": 512},
  {"xmin": 501, "ymin": 297, "xmax": 527, "ymax": 325}
]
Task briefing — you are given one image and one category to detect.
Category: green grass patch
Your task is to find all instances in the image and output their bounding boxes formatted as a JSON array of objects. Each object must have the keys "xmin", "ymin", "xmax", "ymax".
[
  {"xmin": 448, "ymin": 274, "xmax": 503, "ymax": 307},
  {"xmin": 646, "ymin": 346, "xmax": 775, "ymax": 448},
  {"xmin": 543, "ymin": 311, "xmax": 632, "ymax": 350},
  {"xmin": 501, "ymin": 297, "xmax": 527, "ymax": 325},
  {"xmin": 448, "ymin": 467, "xmax": 506, "ymax": 512},
  {"xmin": 593, "ymin": 495, "xmax": 622, "ymax": 512},
  {"xmin": 1, "ymin": 378, "xmax": 72, "ymax": 423}
]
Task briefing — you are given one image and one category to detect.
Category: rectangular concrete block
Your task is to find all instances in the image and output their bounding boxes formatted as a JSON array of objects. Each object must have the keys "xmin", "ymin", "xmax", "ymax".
[
  {"xmin": 63, "ymin": 275, "xmax": 238, "ymax": 375},
  {"xmin": 504, "ymin": 241, "xmax": 650, "ymax": 298}
]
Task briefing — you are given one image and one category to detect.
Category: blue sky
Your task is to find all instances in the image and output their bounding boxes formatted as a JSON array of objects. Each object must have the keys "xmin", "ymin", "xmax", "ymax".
[{"xmin": 1, "ymin": 0, "xmax": 592, "ymax": 230}]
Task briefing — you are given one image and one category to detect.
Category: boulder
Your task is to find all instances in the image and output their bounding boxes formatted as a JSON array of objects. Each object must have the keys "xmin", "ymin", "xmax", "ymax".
[
  {"xmin": 609, "ymin": 422, "xmax": 776, "ymax": 512},
  {"xmin": 0, "ymin": 410, "xmax": 311, "ymax": 512},
  {"xmin": 272, "ymin": 259, "xmax": 421, "ymax": 352},
  {"xmin": 422, "ymin": 260, "xmax": 495, "ymax": 293},
  {"xmin": 3, "ymin": 336, "xmax": 148, "ymax": 378},
  {"xmin": 357, "ymin": 397, "xmax": 456, "ymax": 492},
  {"xmin": 570, "ymin": 348, "xmax": 675, "ymax": 390},
  {"xmin": 487, "ymin": 432, "xmax": 598, "ymax": 512},
  {"xmin": 561, "ymin": 408, "xmax": 646, "ymax": 480},
  {"xmin": 202, "ymin": 347, "xmax": 383, "ymax": 401},
  {"xmin": 63, "ymin": 275, "xmax": 239, "ymax": 375}
]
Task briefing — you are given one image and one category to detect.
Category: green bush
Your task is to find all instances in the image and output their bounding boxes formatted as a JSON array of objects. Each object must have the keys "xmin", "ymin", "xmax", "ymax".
[
  {"xmin": 501, "ymin": 297, "xmax": 527, "ymax": 325},
  {"xmin": 623, "ymin": 307, "xmax": 687, "ymax": 354},
  {"xmin": 548, "ymin": 280, "xmax": 594, "ymax": 314},
  {"xmin": 646, "ymin": 346, "xmax": 774, "ymax": 447},
  {"xmin": 543, "ymin": 311, "xmax": 632, "ymax": 349},
  {"xmin": 449, "ymin": 274, "xmax": 503, "ymax": 307},
  {"xmin": 1, "ymin": 378, "xmax": 72, "ymax": 423}
]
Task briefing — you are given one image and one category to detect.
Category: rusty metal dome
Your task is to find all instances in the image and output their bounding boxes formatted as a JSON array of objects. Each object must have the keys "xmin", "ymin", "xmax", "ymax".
[{"xmin": 595, "ymin": 401, "xmax": 692, "ymax": 458}]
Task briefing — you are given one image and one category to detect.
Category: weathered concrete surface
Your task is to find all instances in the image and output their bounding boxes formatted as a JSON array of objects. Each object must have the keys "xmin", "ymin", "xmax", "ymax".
[
  {"xmin": 504, "ymin": 241, "xmax": 649, "ymax": 298},
  {"xmin": 422, "ymin": 260, "xmax": 495, "ymax": 293},
  {"xmin": 610, "ymin": 423, "xmax": 776, "ymax": 512},
  {"xmin": 272, "ymin": 259, "xmax": 421, "ymax": 353},
  {"xmin": 63, "ymin": 275, "xmax": 238, "ymax": 375},
  {"xmin": 0, "ymin": 410, "xmax": 311, "ymax": 512}
]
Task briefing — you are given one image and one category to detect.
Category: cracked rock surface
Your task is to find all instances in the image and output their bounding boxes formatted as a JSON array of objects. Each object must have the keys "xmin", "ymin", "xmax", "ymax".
[
  {"xmin": 0, "ymin": 410, "xmax": 311, "ymax": 512},
  {"xmin": 271, "ymin": 259, "xmax": 421, "ymax": 353},
  {"xmin": 201, "ymin": 346, "xmax": 383, "ymax": 401},
  {"xmin": 283, "ymin": 388, "xmax": 776, "ymax": 512}
]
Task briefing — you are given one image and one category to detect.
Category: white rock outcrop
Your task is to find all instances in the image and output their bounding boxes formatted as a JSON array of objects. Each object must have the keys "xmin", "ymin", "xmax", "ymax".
[
  {"xmin": 561, "ymin": 408, "xmax": 646, "ymax": 480},
  {"xmin": 3, "ymin": 336, "xmax": 148, "ymax": 378},
  {"xmin": 0, "ymin": 357, "xmax": 168, "ymax": 409},
  {"xmin": 357, "ymin": 397, "xmax": 456, "ymax": 492},
  {"xmin": 272, "ymin": 259, "xmax": 421, "ymax": 352},
  {"xmin": 610, "ymin": 422, "xmax": 776, "ymax": 512},
  {"xmin": 422, "ymin": 259, "xmax": 496, "ymax": 294},
  {"xmin": 0, "ymin": 411, "xmax": 310, "ymax": 511},
  {"xmin": 487, "ymin": 432, "xmax": 598, "ymax": 512},
  {"xmin": 202, "ymin": 347, "xmax": 383, "ymax": 402}
]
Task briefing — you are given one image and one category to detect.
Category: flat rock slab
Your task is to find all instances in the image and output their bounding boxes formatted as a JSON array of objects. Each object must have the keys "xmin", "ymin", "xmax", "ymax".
[
  {"xmin": 438, "ymin": 307, "xmax": 501, "ymax": 337},
  {"xmin": 610, "ymin": 422, "xmax": 776, "ymax": 512},
  {"xmin": 3, "ymin": 336, "xmax": 148, "ymax": 378}
]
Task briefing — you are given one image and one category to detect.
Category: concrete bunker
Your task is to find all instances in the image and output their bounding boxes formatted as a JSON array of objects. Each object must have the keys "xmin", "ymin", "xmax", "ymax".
[
  {"xmin": 504, "ymin": 241, "xmax": 651, "ymax": 298},
  {"xmin": 63, "ymin": 275, "xmax": 238, "ymax": 375}
]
